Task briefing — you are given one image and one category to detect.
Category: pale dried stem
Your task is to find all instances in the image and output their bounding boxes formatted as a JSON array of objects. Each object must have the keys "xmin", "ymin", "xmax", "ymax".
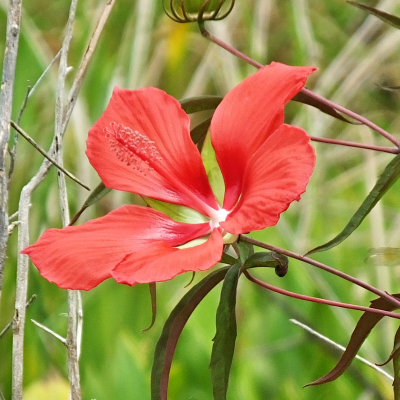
[
  {"xmin": 0, "ymin": 0, "xmax": 23, "ymax": 315},
  {"xmin": 55, "ymin": 1, "xmax": 82, "ymax": 399},
  {"xmin": 0, "ymin": 2, "xmax": 24, "ymax": 399},
  {"xmin": 13, "ymin": 163, "xmax": 52, "ymax": 400}
]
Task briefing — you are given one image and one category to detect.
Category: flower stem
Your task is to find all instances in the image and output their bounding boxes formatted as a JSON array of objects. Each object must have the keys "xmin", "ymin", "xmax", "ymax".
[
  {"xmin": 239, "ymin": 235, "xmax": 400, "ymax": 310},
  {"xmin": 302, "ymin": 88, "xmax": 400, "ymax": 148},
  {"xmin": 244, "ymin": 270, "xmax": 400, "ymax": 320},
  {"xmin": 198, "ymin": 21, "xmax": 400, "ymax": 148},
  {"xmin": 198, "ymin": 20, "xmax": 262, "ymax": 69},
  {"xmin": 309, "ymin": 136, "xmax": 399, "ymax": 154}
]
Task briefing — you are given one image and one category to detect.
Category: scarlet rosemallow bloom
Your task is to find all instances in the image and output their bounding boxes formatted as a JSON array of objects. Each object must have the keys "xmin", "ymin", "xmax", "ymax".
[{"xmin": 22, "ymin": 62, "xmax": 316, "ymax": 290}]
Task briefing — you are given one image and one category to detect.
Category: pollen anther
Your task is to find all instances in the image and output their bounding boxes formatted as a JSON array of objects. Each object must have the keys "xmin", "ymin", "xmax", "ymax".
[{"xmin": 104, "ymin": 122, "xmax": 162, "ymax": 175}]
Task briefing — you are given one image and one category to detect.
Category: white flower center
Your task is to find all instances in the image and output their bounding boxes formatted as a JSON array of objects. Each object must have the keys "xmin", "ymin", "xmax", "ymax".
[{"xmin": 209, "ymin": 208, "xmax": 229, "ymax": 229}]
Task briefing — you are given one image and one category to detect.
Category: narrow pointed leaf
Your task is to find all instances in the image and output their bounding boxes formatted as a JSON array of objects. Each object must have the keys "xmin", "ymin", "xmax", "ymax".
[
  {"xmin": 69, "ymin": 181, "xmax": 112, "ymax": 225},
  {"xmin": 306, "ymin": 293, "xmax": 400, "ymax": 386},
  {"xmin": 292, "ymin": 91, "xmax": 357, "ymax": 124},
  {"xmin": 348, "ymin": 1, "xmax": 400, "ymax": 30},
  {"xmin": 393, "ymin": 327, "xmax": 400, "ymax": 399},
  {"xmin": 142, "ymin": 283, "xmax": 157, "ymax": 332},
  {"xmin": 151, "ymin": 266, "xmax": 230, "ymax": 400},
  {"xmin": 306, "ymin": 153, "xmax": 400, "ymax": 255},
  {"xmin": 210, "ymin": 263, "xmax": 241, "ymax": 400}
]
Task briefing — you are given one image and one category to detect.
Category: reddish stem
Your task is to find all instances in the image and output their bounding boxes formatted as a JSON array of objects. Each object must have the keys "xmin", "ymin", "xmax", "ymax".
[
  {"xmin": 239, "ymin": 235, "xmax": 400, "ymax": 310},
  {"xmin": 244, "ymin": 270, "xmax": 400, "ymax": 320},
  {"xmin": 198, "ymin": 21, "xmax": 400, "ymax": 149},
  {"xmin": 309, "ymin": 136, "xmax": 399, "ymax": 154}
]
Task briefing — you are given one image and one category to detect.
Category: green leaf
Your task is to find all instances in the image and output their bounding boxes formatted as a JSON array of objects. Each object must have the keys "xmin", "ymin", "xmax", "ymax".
[
  {"xmin": 201, "ymin": 131, "xmax": 225, "ymax": 207},
  {"xmin": 151, "ymin": 267, "xmax": 230, "ymax": 400},
  {"xmin": 292, "ymin": 91, "xmax": 358, "ymax": 124},
  {"xmin": 210, "ymin": 263, "xmax": 242, "ymax": 400},
  {"xmin": 69, "ymin": 181, "xmax": 112, "ymax": 225},
  {"xmin": 144, "ymin": 197, "xmax": 208, "ymax": 224},
  {"xmin": 179, "ymin": 95, "xmax": 223, "ymax": 114},
  {"xmin": 306, "ymin": 153, "xmax": 400, "ymax": 255},
  {"xmin": 306, "ymin": 293, "xmax": 400, "ymax": 387},
  {"xmin": 348, "ymin": 1, "xmax": 400, "ymax": 30}
]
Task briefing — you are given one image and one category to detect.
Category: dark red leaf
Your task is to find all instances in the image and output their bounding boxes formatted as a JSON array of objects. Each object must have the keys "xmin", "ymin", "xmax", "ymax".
[{"xmin": 306, "ymin": 293, "xmax": 400, "ymax": 386}]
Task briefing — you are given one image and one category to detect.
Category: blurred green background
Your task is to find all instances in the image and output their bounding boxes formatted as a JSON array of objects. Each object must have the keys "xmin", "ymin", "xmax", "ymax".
[{"xmin": 1, "ymin": 0, "xmax": 400, "ymax": 398}]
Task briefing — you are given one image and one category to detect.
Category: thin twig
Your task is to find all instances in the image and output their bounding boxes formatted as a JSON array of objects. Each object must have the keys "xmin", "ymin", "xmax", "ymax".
[
  {"xmin": 8, "ymin": 221, "xmax": 20, "ymax": 235},
  {"xmin": 290, "ymin": 319, "xmax": 393, "ymax": 380},
  {"xmin": 31, "ymin": 319, "xmax": 67, "ymax": 345},
  {"xmin": 10, "ymin": 121, "xmax": 90, "ymax": 190},
  {"xmin": 240, "ymin": 235, "xmax": 400, "ymax": 310},
  {"xmin": 244, "ymin": 269, "xmax": 400, "ymax": 320},
  {"xmin": 0, "ymin": 294, "xmax": 36, "ymax": 339},
  {"xmin": 8, "ymin": 86, "xmax": 30, "ymax": 181},
  {"xmin": 198, "ymin": 20, "xmax": 400, "ymax": 148},
  {"xmin": 8, "ymin": 50, "xmax": 62, "ymax": 183},
  {"xmin": 26, "ymin": 50, "xmax": 62, "ymax": 103},
  {"xmin": 9, "ymin": 211, "xmax": 18, "ymax": 221}
]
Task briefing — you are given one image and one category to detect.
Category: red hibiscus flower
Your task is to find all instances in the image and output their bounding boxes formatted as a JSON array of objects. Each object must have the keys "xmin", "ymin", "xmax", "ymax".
[{"xmin": 22, "ymin": 62, "xmax": 316, "ymax": 290}]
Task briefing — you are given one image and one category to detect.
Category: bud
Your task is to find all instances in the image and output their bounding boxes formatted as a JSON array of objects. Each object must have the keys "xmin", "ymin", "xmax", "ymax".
[{"xmin": 163, "ymin": 0, "xmax": 235, "ymax": 23}]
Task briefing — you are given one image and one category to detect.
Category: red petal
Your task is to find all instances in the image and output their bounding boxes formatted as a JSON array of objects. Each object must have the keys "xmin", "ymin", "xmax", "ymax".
[
  {"xmin": 111, "ymin": 229, "xmax": 223, "ymax": 285},
  {"xmin": 222, "ymin": 125, "xmax": 315, "ymax": 234},
  {"xmin": 86, "ymin": 87, "xmax": 218, "ymax": 216},
  {"xmin": 22, "ymin": 206, "xmax": 211, "ymax": 290},
  {"xmin": 211, "ymin": 62, "xmax": 316, "ymax": 210}
]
